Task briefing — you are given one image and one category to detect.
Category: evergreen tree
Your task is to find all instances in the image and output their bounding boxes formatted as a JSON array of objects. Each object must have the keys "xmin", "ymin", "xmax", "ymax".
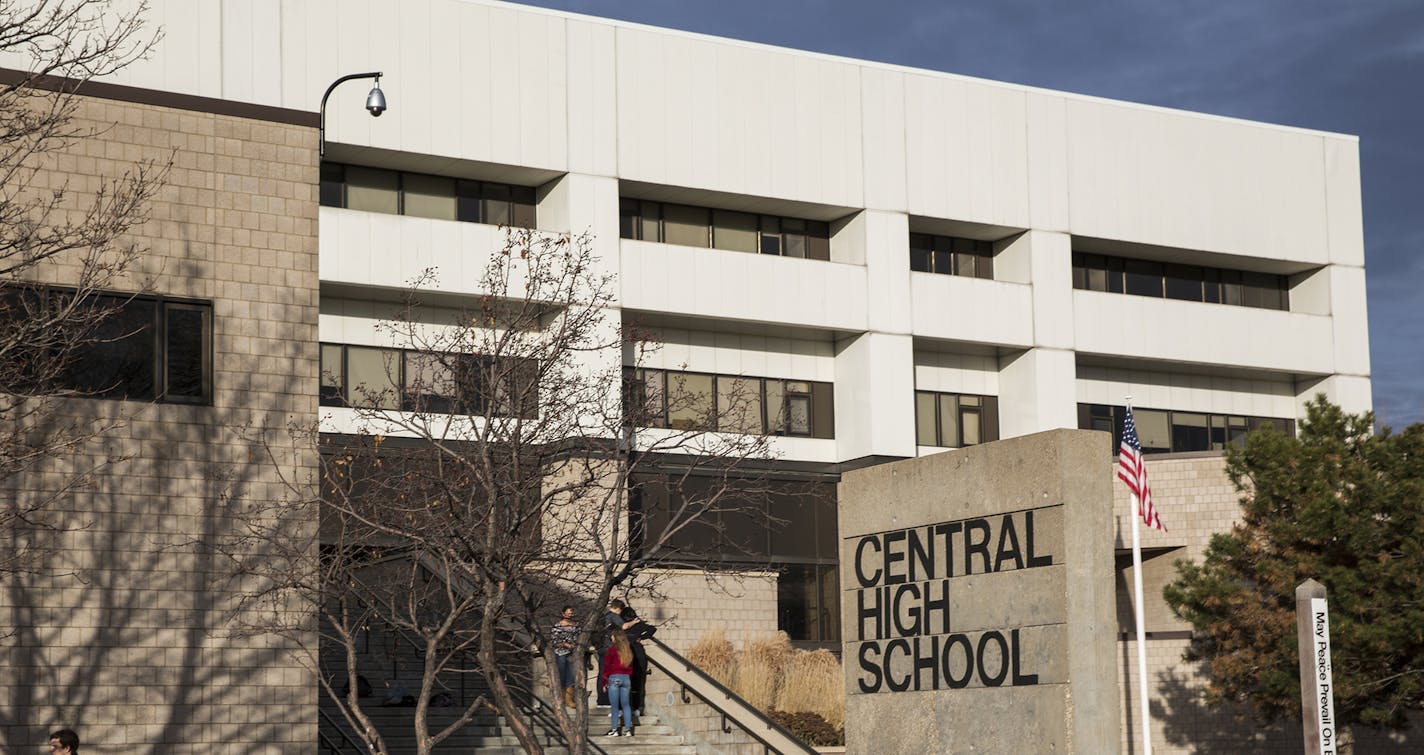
[{"xmin": 1164, "ymin": 396, "xmax": 1424, "ymax": 732}]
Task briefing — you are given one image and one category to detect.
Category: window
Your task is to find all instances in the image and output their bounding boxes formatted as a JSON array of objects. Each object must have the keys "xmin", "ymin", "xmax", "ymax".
[
  {"xmin": 914, "ymin": 392, "xmax": 999, "ymax": 447},
  {"xmin": 1072, "ymin": 252, "xmax": 1288, "ymax": 311},
  {"xmin": 631, "ymin": 473, "xmax": 840, "ymax": 644},
  {"xmin": 620, "ymin": 198, "xmax": 831, "ymax": 260},
  {"xmin": 666, "ymin": 372, "xmax": 714, "ymax": 430},
  {"xmin": 1076, "ymin": 403, "xmax": 1295, "ymax": 453},
  {"xmin": 38, "ymin": 293, "xmax": 214, "ymax": 404},
  {"xmin": 778, "ymin": 563, "xmax": 841, "ymax": 644},
  {"xmin": 320, "ymin": 344, "xmax": 537, "ymax": 418},
  {"xmin": 320, "ymin": 163, "xmax": 536, "ymax": 228},
  {"xmin": 909, "ymin": 233, "xmax": 994, "ymax": 279},
  {"xmin": 624, "ymin": 368, "xmax": 834, "ymax": 438}
]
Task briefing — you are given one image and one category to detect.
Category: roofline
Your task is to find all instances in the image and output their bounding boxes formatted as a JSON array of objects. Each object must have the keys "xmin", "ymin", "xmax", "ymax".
[{"xmin": 479, "ymin": 0, "xmax": 1359, "ymax": 144}]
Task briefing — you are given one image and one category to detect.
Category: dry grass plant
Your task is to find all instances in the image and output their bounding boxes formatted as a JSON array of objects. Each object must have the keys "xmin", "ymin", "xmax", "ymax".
[
  {"xmin": 730, "ymin": 632, "xmax": 793, "ymax": 712},
  {"xmin": 775, "ymin": 648, "xmax": 844, "ymax": 730},
  {"xmin": 690, "ymin": 628, "xmax": 845, "ymax": 733},
  {"xmin": 687, "ymin": 627, "xmax": 736, "ymax": 687}
]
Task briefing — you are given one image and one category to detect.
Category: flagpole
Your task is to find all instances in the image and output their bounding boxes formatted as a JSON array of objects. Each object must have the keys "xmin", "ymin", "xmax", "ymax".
[
  {"xmin": 1130, "ymin": 489, "xmax": 1153, "ymax": 755},
  {"xmin": 1125, "ymin": 396, "xmax": 1153, "ymax": 755}
]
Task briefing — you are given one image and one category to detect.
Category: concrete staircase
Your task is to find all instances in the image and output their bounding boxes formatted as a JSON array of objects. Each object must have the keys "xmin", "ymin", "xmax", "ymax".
[
  {"xmin": 321, "ymin": 700, "xmax": 699, "ymax": 754},
  {"xmin": 314, "ymin": 579, "xmax": 700, "ymax": 753},
  {"xmin": 581, "ymin": 708, "xmax": 697, "ymax": 755}
]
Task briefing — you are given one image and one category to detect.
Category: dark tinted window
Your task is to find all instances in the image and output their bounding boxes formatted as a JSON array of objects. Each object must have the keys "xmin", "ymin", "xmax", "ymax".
[
  {"xmin": 164, "ymin": 305, "xmax": 209, "ymax": 400},
  {"xmin": 623, "ymin": 368, "xmax": 834, "ymax": 438},
  {"xmin": 69, "ymin": 296, "xmax": 155, "ymax": 399},
  {"xmin": 1078, "ymin": 403, "xmax": 1295, "ymax": 453},
  {"xmin": 914, "ymin": 391, "xmax": 1000, "ymax": 447},
  {"xmin": 1164, "ymin": 264, "xmax": 1202, "ymax": 301},
  {"xmin": 319, "ymin": 162, "xmax": 345, "ymax": 208},
  {"xmin": 321, "ymin": 344, "xmax": 537, "ymax": 418},
  {"xmin": 321, "ymin": 162, "xmax": 536, "ymax": 228},
  {"xmin": 1124, "ymin": 259, "xmax": 1163, "ymax": 297},
  {"xmin": 620, "ymin": 199, "xmax": 831, "ymax": 261},
  {"xmin": 909, "ymin": 233, "xmax": 995, "ymax": 279},
  {"xmin": 1073, "ymin": 252, "xmax": 1288, "ymax": 311},
  {"xmin": 54, "ymin": 294, "xmax": 211, "ymax": 404},
  {"xmin": 634, "ymin": 474, "xmax": 841, "ymax": 643}
]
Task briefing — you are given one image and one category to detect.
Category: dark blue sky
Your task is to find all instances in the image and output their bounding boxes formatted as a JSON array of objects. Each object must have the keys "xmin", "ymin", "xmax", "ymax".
[{"xmin": 515, "ymin": 0, "xmax": 1424, "ymax": 427}]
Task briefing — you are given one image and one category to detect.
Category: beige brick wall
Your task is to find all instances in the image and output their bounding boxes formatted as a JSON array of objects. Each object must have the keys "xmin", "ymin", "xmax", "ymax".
[
  {"xmin": 1, "ymin": 95, "xmax": 318, "ymax": 753},
  {"xmin": 1112, "ymin": 453, "xmax": 1286, "ymax": 754},
  {"xmin": 645, "ymin": 672, "xmax": 766, "ymax": 755},
  {"xmin": 630, "ymin": 570, "xmax": 789, "ymax": 755},
  {"xmin": 628, "ymin": 569, "xmax": 780, "ymax": 654}
]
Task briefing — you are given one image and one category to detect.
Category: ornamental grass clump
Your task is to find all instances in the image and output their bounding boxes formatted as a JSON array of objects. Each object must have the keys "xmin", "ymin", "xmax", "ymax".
[
  {"xmin": 775, "ymin": 648, "xmax": 844, "ymax": 730},
  {"xmin": 731, "ymin": 632, "xmax": 793, "ymax": 712},
  {"xmin": 687, "ymin": 627, "xmax": 736, "ymax": 687},
  {"xmin": 689, "ymin": 628, "xmax": 846, "ymax": 745}
]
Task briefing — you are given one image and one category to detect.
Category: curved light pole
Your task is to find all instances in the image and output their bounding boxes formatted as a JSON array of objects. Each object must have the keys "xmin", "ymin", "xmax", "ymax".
[{"xmin": 319, "ymin": 71, "xmax": 386, "ymax": 158}]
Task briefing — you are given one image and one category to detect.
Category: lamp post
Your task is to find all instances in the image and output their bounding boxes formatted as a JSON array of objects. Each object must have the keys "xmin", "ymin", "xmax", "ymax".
[{"xmin": 319, "ymin": 72, "xmax": 386, "ymax": 158}]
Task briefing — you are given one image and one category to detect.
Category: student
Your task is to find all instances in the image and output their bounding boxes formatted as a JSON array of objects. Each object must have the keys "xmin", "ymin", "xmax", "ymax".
[
  {"xmin": 599, "ymin": 628, "xmax": 636, "ymax": 737},
  {"xmin": 616, "ymin": 601, "xmax": 651, "ymax": 713},
  {"xmin": 49, "ymin": 729, "xmax": 79, "ymax": 754},
  {"xmin": 550, "ymin": 605, "xmax": 579, "ymax": 707},
  {"xmin": 595, "ymin": 599, "xmax": 628, "ymax": 706}
]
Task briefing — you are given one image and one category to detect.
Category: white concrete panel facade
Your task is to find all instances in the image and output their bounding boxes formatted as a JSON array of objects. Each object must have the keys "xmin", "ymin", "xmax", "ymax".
[
  {"xmin": 903, "ymin": 73, "xmax": 1031, "ymax": 229},
  {"xmin": 1072, "ymin": 291, "xmax": 1336, "ymax": 375},
  {"xmin": 9, "ymin": 0, "xmax": 1369, "ymax": 454},
  {"xmin": 1064, "ymin": 98, "xmax": 1332, "ymax": 264}
]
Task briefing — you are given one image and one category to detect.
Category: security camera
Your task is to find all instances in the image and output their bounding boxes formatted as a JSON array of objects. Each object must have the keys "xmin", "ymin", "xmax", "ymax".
[{"xmin": 365, "ymin": 81, "xmax": 387, "ymax": 117}]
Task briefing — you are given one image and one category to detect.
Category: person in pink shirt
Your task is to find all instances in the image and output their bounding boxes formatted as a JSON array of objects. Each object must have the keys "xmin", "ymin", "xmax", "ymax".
[{"xmin": 599, "ymin": 628, "xmax": 636, "ymax": 736}]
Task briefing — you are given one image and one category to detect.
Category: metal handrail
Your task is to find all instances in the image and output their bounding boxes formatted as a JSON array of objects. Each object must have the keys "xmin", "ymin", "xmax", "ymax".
[
  {"xmin": 318, "ymin": 706, "xmax": 369, "ymax": 754},
  {"xmin": 645, "ymin": 636, "xmax": 817, "ymax": 755},
  {"xmin": 505, "ymin": 676, "xmax": 610, "ymax": 755}
]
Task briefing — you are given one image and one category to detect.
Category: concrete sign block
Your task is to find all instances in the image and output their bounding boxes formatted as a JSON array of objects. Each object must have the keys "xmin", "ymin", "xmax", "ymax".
[{"xmin": 840, "ymin": 429, "xmax": 1119, "ymax": 754}]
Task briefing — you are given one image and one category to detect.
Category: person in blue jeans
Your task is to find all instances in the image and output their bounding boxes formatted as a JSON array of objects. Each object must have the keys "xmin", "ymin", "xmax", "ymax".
[
  {"xmin": 550, "ymin": 606, "xmax": 579, "ymax": 708},
  {"xmin": 599, "ymin": 628, "xmax": 636, "ymax": 736}
]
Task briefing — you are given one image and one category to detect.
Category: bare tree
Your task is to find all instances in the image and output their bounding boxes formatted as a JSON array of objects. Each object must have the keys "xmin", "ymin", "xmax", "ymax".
[
  {"xmin": 224, "ymin": 228, "xmax": 784, "ymax": 755},
  {"xmin": 0, "ymin": 0, "xmax": 164, "ymax": 580}
]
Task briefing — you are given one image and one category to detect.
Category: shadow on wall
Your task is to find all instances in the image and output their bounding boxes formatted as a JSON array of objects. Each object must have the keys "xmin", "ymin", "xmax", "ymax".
[
  {"xmin": 1152, "ymin": 668, "xmax": 1423, "ymax": 754},
  {"xmin": 0, "ymin": 253, "xmax": 315, "ymax": 752}
]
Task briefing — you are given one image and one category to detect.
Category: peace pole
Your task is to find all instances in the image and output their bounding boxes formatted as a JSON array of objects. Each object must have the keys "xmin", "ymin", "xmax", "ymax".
[{"xmin": 1297, "ymin": 579, "xmax": 1338, "ymax": 755}]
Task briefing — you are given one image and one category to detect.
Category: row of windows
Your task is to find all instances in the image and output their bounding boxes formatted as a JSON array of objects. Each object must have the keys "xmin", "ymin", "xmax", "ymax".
[
  {"xmin": 319, "ymin": 163, "xmax": 537, "ymax": 228},
  {"xmin": 618, "ymin": 199, "xmax": 832, "ymax": 260},
  {"xmin": 623, "ymin": 367, "xmax": 835, "ymax": 439},
  {"xmin": 1072, "ymin": 252, "xmax": 1289, "ymax": 310},
  {"xmin": 2, "ymin": 287, "xmax": 213, "ymax": 404},
  {"xmin": 320, "ymin": 343, "xmax": 538, "ymax": 418},
  {"xmin": 314, "ymin": 162, "xmax": 1307, "ymax": 316},
  {"xmin": 909, "ymin": 234, "xmax": 995, "ymax": 279},
  {"xmin": 914, "ymin": 392, "xmax": 1001, "ymax": 448},
  {"xmin": 1077, "ymin": 403, "xmax": 1295, "ymax": 454}
]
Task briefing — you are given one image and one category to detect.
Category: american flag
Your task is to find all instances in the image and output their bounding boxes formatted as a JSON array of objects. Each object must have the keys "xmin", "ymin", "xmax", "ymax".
[{"xmin": 1118, "ymin": 406, "xmax": 1166, "ymax": 532}]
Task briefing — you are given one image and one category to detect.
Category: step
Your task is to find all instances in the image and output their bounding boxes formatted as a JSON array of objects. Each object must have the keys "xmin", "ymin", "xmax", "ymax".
[
  {"xmin": 589, "ymin": 735, "xmax": 700, "ymax": 746},
  {"xmin": 320, "ymin": 702, "xmax": 697, "ymax": 754}
]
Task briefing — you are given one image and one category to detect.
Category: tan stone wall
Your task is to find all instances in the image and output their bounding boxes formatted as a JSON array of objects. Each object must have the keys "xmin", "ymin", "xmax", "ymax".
[
  {"xmin": 1, "ymin": 95, "xmax": 318, "ymax": 753},
  {"xmin": 645, "ymin": 672, "xmax": 765, "ymax": 755},
  {"xmin": 628, "ymin": 569, "xmax": 779, "ymax": 654},
  {"xmin": 1112, "ymin": 453, "xmax": 1285, "ymax": 754}
]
